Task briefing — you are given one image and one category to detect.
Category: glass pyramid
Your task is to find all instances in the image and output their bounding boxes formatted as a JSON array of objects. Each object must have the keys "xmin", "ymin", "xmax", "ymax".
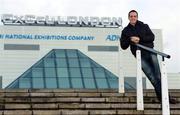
[{"xmin": 6, "ymin": 49, "xmax": 120, "ymax": 89}]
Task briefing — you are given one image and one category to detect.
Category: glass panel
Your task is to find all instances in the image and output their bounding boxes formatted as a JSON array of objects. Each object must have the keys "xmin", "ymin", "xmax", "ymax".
[
  {"xmin": 90, "ymin": 60, "xmax": 101, "ymax": 67},
  {"xmin": 66, "ymin": 50, "xmax": 77, "ymax": 58},
  {"xmin": 81, "ymin": 68, "xmax": 93, "ymax": 78},
  {"xmin": 45, "ymin": 78, "xmax": 57, "ymax": 88},
  {"xmin": 84, "ymin": 78, "xmax": 96, "ymax": 88},
  {"xmin": 80, "ymin": 58, "xmax": 91, "ymax": 67},
  {"xmin": 68, "ymin": 58, "xmax": 79, "ymax": 67},
  {"xmin": 77, "ymin": 51, "xmax": 87, "ymax": 58},
  {"xmin": 108, "ymin": 78, "xmax": 118, "ymax": 88},
  {"xmin": 8, "ymin": 81, "xmax": 19, "ymax": 88},
  {"xmin": 21, "ymin": 70, "xmax": 31, "ymax": 78},
  {"xmin": 58, "ymin": 78, "xmax": 70, "ymax": 88},
  {"xmin": 32, "ymin": 68, "xmax": 43, "ymax": 77},
  {"xmin": 45, "ymin": 51, "xmax": 55, "ymax": 58},
  {"xmin": 57, "ymin": 68, "xmax": 69, "ymax": 77},
  {"xmin": 56, "ymin": 58, "xmax": 67, "ymax": 67},
  {"xmin": 93, "ymin": 68, "xmax": 105, "ymax": 78},
  {"xmin": 44, "ymin": 58, "xmax": 55, "ymax": 67},
  {"xmin": 69, "ymin": 68, "xmax": 81, "ymax": 78},
  {"xmin": 71, "ymin": 78, "xmax": 83, "ymax": 88},
  {"xmin": 34, "ymin": 60, "xmax": 44, "ymax": 68},
  {"xmin": 55, "ymin": 49, "xmax": 66, "ymax": 57},
  {"xmin": 105, "ymin": 70, "xmax": 117, "ymax": 78},
  {"xmin": 45, "ymin": 68, "xmax": 56, "ymax": 77},
  {"xmin": 6, "ymin": 49, "xmax": 120, "ymax": 89},
  {"xmin": 19, "ymin": 78, "xmax": 31, "ymax": 88},
  {"xmin": 96, "ymin": 78, "xmax": 108, "ymax": 88},
  {"xmin": 32, "ymin": 78, "xmax": 44, "ymax": 88}
]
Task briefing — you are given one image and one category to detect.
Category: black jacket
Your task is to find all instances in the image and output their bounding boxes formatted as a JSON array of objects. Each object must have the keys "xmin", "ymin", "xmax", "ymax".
[{"xmin": 120, "ymin": 20, "xmax": 155, "ymax": 56}]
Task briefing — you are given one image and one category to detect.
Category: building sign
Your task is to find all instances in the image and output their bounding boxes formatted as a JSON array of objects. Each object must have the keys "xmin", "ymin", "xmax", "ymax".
[
  {"xmin": 1, "ymin": 14, "xmax": 122, "ymax": 28},
  {"xmin": 0, "ymin": 33, "xmax": 120, "ymax": 41},
  {"xmin": 0, "ymin": 34, "xmax": 95, "ymax": 41}
]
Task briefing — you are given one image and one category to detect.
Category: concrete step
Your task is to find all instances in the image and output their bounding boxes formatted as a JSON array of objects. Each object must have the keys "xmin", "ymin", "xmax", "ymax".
[
  {"xmin": 2, "ymin": 91, "xmax": 180, "ymax": 98},
  {"xmin": 2, "ymin": 97, "xmax": 180, "ymax": 104},
  {"xmin": 1, "ymin": 110, "xmax": 180, "ymax": 115},
  {"xmin": 0, "ymin": 89, "xmax": 180, "ymax": 115},
  {"xmin": 1, "ymin": 89, "xmax": 180, "ymax": 93},
  {"xmin": 1, "ymin": 103, "xmax": 180, "ymax": 110}
]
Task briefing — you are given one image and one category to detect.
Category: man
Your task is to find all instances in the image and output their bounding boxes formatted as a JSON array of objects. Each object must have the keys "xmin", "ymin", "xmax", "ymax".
[{"xmin": 120, "ymin": 10, "xmax": 177, "ymax": 104}]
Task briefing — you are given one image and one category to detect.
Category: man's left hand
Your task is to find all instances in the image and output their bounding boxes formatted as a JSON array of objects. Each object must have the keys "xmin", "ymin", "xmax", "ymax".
[{"xmin": 130, "ymin": 36, "xmax": 140, "ymax": 44}]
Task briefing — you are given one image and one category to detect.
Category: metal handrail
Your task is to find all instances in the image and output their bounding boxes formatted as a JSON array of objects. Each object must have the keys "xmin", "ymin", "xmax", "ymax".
[
  {"xmin": 135, "ymin": 43, "xmax": 170, "ymax": 115},
  {"xmin": 135, "ymin": 44, "xmax": 170, "ymax": 59}
]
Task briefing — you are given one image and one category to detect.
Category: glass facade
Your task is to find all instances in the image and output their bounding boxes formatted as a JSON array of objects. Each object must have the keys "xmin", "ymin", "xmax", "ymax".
[{"xmin": 6, "ymin": 49, "xmax": 120, "ymax": 89}]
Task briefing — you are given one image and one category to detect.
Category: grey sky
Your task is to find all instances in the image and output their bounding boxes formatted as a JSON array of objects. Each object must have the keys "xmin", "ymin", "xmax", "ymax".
[{"xmin": 0, "ymin": 0, "xmax": 180, "ymax": 73}]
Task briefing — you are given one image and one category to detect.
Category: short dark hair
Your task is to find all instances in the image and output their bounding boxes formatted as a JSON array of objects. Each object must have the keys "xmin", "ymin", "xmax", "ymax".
[{"xmin": 128, "ymin": 10, "xmax": 138, "ymax": 17}]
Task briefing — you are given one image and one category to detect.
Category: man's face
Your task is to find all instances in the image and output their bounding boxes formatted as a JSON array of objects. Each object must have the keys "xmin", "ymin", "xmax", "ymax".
[{"xmin": 128, "ymin": 12, "xmax": 138, "ymax": 25}]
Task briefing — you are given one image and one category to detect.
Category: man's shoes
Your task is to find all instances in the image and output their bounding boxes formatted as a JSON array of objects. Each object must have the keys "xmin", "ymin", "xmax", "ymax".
[
  {"xmin": 158, "ymin": 98, "xmax": 178, "ymax": 104},
  {"xmin": 169, "ymin": 98, "xmax": 178, "ymax": 104}
]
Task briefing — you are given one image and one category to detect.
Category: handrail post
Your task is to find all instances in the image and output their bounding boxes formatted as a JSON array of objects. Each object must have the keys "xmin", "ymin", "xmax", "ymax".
[
  {"xmin": 134, "ymin": 44, "xmax": 171, "ymax": 114},
  {"xmin": 118, "ymin": 48, "xmax": 125, "ymax": 93},
  {"xmin": 136, "ymin": 47, "xmax": 144, "ymax": 110},
  {"xmin": 161, "ymin": 57, "xmax": 170, "ymax": 115}
]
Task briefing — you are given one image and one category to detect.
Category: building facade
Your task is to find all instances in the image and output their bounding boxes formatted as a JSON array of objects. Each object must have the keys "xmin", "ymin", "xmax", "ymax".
[{"xmin": 0, "ymin": 25, "xmax": 175, "ymax": 89}]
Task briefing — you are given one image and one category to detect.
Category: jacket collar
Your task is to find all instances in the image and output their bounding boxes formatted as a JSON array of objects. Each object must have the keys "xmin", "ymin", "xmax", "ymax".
[{"xmin": 128, "ymin": 20, "xmax": 144, "ymax": 28}]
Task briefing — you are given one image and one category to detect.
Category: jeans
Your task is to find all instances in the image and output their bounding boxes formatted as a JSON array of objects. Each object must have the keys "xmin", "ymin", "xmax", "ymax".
[{"xmin": 141, "ymin": 51, "xmax": 162, "ymax": 101}]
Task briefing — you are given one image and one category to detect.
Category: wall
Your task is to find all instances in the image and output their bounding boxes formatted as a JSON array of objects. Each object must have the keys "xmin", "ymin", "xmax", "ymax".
[{"xmin": 0, "ymin": 25, "xmax": 163, "ymax": 89}]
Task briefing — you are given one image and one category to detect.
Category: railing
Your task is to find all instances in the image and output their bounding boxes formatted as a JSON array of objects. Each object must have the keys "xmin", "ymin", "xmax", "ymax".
[{"xmin": 135, "ymin": 44, "xmax": 170, "ymax": 115}]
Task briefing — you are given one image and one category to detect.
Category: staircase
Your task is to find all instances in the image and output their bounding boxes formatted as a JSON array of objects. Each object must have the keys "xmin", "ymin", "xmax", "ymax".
[{"xmin": 0, "ymin": 89, "xmax": 180, "ymax": 115}]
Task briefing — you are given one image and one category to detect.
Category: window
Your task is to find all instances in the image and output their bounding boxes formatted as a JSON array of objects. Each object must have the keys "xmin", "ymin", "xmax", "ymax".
[
  {"xmin": 55, "ymin": 49, "xmax": 66, "ymax": 57},
  {"xmin": 45, "ymin": 68, "xmax": 56, "ymax": 77},
  {"xmin": 68, "ymin": 58, "xmax": 79, "ymax": 67},
  {"xmin": 19, "ymin": 78, "xmax": 31, "ymax": 88},
  {"xmin": 57, "ymin": 68, "xmax": 68, "ymax": 77},
  {"xmin": 32, "ymin": 78, "xmax": 44, "ymax": 88},
  {"xmin": 32, "ymin": 68, "xmax": 43, "ymax": 77},
  {"xmin": 45, "ymin": 78, "xmax": 57, "ymax": 88},
  {"xmin": 6, "ymin": 49, "xmax": 119, "ymax": 89},
  {"xmin": 93, "ymin": 68, "xmax": 106, "ymax": 78},
  {"xmin": 56, "ymin": 58, "xmax": 67, "ymax": 67},
  {"xmin": 81, "ymin": 68, "xmax": 93, "ymax": 78},
  {"xmin": 84, "ymin": 78, "xmax": 96, "ymax": 88},
  {"xmin": 71, "ymin": 78, "xmax": 83, "ymax": 88},
  {"xmin": 69, "ymin": 68, "xmax": 81, "ymax": 78},
  {"xmin": 67, "ymin": 50, "xmax": 77, "ymax": 58},
  {"xmin": 108, "ymin": 78, "xmax": 118, "ymax": 88},
  {"xmin": 44, "ymin": 58, "xmax": 55, "ymax": 67},
  {"xmin": 58, "ymin": 78, "xmax": 70, "ymax": 88},
  {"xmin": 80, "ymin": 58, "xmax": 91, "ymax": 67},
  {"xmin": 96, "ymin": 78, "xmax": 108, "ymax": 88}
]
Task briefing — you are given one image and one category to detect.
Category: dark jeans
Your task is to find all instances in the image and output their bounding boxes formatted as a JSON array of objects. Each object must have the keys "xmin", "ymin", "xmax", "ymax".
[{"xmin": 141, "ymin": 51, "xmax": 162, "ymax": 101}]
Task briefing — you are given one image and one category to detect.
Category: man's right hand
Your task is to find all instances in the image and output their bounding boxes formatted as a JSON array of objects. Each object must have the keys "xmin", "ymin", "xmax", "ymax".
[{"xmin": 130, "ymin": 36, "xmax": 140, "ymax": 44}]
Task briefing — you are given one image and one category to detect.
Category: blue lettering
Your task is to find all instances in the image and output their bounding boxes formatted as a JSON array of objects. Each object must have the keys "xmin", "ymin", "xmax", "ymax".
[
  {"xmin": 0, "ymin": 34, "xmax": 4, "ymax": 39},
  {"xmin": 1, "ymin": 34, "xmax": 95, "ymax": 41},
  {"xmin": 106, "ymin": 35, "xmax": 120, "ymax": 41}
]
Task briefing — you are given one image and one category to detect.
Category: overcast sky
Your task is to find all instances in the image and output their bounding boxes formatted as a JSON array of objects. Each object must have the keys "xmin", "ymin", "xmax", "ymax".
[{"xmin": 0, "ymin": 0, "xmax": 180, "ymax": 73}]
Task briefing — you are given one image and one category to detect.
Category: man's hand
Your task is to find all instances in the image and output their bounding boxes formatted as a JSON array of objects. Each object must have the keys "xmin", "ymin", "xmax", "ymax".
[{"xmin": 130, "ymin": 36, "xmax": 140, "ymax": 44}]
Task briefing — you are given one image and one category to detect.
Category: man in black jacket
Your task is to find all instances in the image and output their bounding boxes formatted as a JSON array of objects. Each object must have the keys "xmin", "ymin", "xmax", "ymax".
[{"xmin": 120, "ymin": 10, "xmax": 177, "ymax": 104}]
